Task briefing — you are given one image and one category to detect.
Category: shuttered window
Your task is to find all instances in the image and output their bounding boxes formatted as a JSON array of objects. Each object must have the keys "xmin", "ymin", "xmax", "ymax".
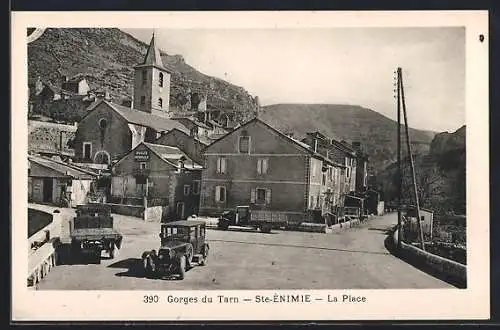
[
  {"xmin": 216, "ymin": 157, "xmax": 227, "ymax": 174},
  {"xmin": 252, "ymin": 188, "xmax": 271, "ymax": 205},
  {"xmin": 257, "ymin": 158, "xmax": 269, "ymax": 175},
  {"xmin": 215, "ymin": 186, "xmax": 226, "ymax": 203}
]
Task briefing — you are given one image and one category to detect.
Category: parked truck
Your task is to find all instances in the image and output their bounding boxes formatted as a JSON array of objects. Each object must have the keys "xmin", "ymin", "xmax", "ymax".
[
  {"xmin": 60, "ymin": 204, "xmax": 123, "ymax": 264},
  {"xmin": 217, "ymin": 206, "xmax": 287, "ymax": 233}
]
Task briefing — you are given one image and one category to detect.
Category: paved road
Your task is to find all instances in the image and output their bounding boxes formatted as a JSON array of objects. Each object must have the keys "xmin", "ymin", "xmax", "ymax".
[{"xmin": 33, "ymin": 207, "xmax": 453, "ymax": 290}]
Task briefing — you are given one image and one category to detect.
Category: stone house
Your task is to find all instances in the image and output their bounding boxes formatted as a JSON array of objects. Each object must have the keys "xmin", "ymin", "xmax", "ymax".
[
  {"xmin": 28, "ymin": 120, "xmax": 77, "ymax": 158},
  {"xmin": 110, "ymin": 142, "xmax": 203, "ymax": 220},
  {"xmin": 155, "ymin": 128, "xmax": 208, "ymax": 166},
  {"xmin": 199, "ymin": 117, "xmax": 346, "ymax": 225},
  {"xmin": 61, "ymin": 76, "xmax": 91, "ymax": 96},
  {"xmin": 28, "ymin": 155, "xmax": 97, "ymax": 207},
  {"xmin": 353, "ymin": 142, "xmax": 369, "ymax": 193}
]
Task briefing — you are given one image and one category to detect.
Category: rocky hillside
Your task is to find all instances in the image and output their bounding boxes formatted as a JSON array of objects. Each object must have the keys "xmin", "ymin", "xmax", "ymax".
[
  {"xmin": 260, "ymin": 103, "xmax": 436, "ymax": 173},
  {"xmin": 27, "ymin": 28, "xmax": 259, "ymax": 121},
  {"xmin": 375, "ymin": 125, "xmax": 466, "ymax": 215}
]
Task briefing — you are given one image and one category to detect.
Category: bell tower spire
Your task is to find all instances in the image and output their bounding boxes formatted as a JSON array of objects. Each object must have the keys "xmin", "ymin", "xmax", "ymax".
[{"xmin": 133, "ymin": 30, "xmax": 172, "ymax": 118}]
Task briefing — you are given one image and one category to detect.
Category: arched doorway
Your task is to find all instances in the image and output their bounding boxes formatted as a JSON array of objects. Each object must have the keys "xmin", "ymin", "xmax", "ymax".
[{"xmin": 94, "ymin": 150, "xmax": 111, "ymax": 165}]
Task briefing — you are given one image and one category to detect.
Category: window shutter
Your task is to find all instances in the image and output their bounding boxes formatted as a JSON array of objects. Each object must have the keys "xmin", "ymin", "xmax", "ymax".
[
  {"xmin": 222, "ymin": 158, "xmax": 226, "ymax": 173},
  {"xmin": 215, "ymin": 186, "xmax": 220, "ymax": 202},
  {"xmin": 216, "ymin": 158, "xmax": 220, "ymax": 173},
  {"xmin": 263, "ymin": 159, "xmax": 268, "ymax": 174},
  {"xmin": 266, "ymin": 189, "xmax": 271, "ymax": 204},
  {"xmin": 250, "ymin": 188, "xmax": 256, "ymax": 203},
  {"xmin": 257, "ymin": 159, "xmax": 262, "ymax": 174}
]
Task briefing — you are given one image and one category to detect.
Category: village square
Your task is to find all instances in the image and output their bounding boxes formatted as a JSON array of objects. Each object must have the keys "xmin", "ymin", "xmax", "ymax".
[{"xmin": 26, "ymin": 29, "xmax": 466, "ymax": 290}]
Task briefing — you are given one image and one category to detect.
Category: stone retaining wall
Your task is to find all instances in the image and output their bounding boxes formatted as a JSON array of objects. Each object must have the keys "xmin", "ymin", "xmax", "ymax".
[{"xmin": 392, "ymin": 227, "xmax": 466, "ymax": 288}]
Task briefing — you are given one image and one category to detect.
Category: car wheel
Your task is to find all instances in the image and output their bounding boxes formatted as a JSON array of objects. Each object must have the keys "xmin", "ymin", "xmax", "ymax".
[
  {"xmin": 179, "ymin": 256, "xmax": 186, "ymax": 280},
  {"xmin": 261, "ymin": 224, "xmax": 272, "ymax": 233},
  {"xmin": 109, "ymin": 243, "xmax": 115, "ymax": 259},
  {"xmin": 186, "ymin": 245, "xmax": 194, "ymax": 269},
  {"xmin": 200, "ymin": 244, "xmax": 209, "ymax": 266}
]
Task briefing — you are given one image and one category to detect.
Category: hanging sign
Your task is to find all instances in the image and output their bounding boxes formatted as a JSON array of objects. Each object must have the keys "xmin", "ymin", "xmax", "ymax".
[{"xmin": 134, "ymin": 150, "xmax": 150, "ymax": 161}]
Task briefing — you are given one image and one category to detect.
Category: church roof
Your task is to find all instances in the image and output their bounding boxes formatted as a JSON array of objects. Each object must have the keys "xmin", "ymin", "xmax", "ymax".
[
  {"xmin": 96, "ymin": 100, "xmax": 190, "ymax": 134},
  {"xmin": 135, "ymin": 33, "xmax": 170, "ymax": 72}
]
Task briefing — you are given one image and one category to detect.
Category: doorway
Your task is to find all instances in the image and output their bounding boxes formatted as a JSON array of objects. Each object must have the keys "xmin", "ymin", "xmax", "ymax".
[
  {"xmin": 176, "ymin": 202, "xmax": 185, "ymax": 220},
  {"xmin": 42, "ymin": 178, "xmax": 53, "ymax": 203}
]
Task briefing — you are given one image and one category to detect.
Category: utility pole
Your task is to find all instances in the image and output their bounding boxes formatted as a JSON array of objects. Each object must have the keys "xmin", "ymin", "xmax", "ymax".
[
  {"xmin": 399, "ymin": 68, "xmax": 425, "ymax": 251},
  {"xmin": 395, "ymin": 68, "xmax": 402, "ymax": 249}
]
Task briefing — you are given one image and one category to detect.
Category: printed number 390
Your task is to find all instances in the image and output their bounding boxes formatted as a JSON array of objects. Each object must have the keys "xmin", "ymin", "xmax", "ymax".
[{"xmin": 143, "ymin": 295, "xmax": 160, "ymax": 303}]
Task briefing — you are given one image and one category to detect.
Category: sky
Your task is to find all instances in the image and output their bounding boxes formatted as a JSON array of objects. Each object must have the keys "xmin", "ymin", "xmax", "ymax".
[{"xmin": 123, "ymin": 27, "xmax": 465, "ymax": 133}]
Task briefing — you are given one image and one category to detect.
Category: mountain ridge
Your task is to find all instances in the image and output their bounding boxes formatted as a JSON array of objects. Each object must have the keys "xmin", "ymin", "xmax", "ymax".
[{"xmin": 260, "ymin": 103, "xmax": 436, "ymax": 173}]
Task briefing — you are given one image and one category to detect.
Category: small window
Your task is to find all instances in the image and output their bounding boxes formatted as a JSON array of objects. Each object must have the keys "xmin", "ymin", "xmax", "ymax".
[
  {"xmin": 142, "ymin": 70, "xmax": 147, "ymax": 86},
  {"xmin": 257, "ymin": 158, "xmax": 268, "ymax": 175},
  {"xmin": 216, "ymin": 157, "xmax": 226, "ymax": 174},
  {"xmin": 139, "ymin": 162, "xmax": 147, "ymax": 169},
  {"xmin": 140, "ymin": 96, "xmax": 145, "ymax": 106},
  {"xmin": 158, "ymin": 98, "xmax": 163, "ymax": 108},
  {"xmin": 184, "ymin": 185, "xmax": 190, "ymax": 196},
  {"xmin": 215, "ymin": 186, "xmax": 226, "ymax": 203},
  {"xmin": 159, "ymin": 72, "xmax": 164, "ymax": 87},
  {"xmin": 193, "ymin": 180, "xmax": 200, "ymax": 195},
  {"xmin": 322, "ymin": 173, "xmax": 326, "ymax": 186},
  {"xmin": 256, "ymin": 188, "xmax": 266, "ymax": 204},
  {"xmin": 99, "ymin": 118, "xmax": 108, "ymax": 129},
  {"xmin": 83, "ymin": 142, "xmax": 92, "ymax": 160},
  {"xmin": 238, "ymin": 136, "xmax": 250, "ymax": 153}
]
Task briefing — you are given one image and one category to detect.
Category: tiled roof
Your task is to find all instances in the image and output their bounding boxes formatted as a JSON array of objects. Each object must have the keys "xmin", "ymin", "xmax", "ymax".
[
  {"xmin": 103, "ymin": 101, "xmax": 190, "ymax": 134},
  {"xmin": 143, "ymin": 142, "xmax": 203, "ymax": 170},
  {"xmin": 172, "ymin": 116, "xmax": 211, "ymax": 129},
  {"xmin": 156, "ymin": 128, "xmax": 209, "ymax": 147},
  {"xmin": 28, "ymin": 155, "xmax": 96, "ymax": 180}
]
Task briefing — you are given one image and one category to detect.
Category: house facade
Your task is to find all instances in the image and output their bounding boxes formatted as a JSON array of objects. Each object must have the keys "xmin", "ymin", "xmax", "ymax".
[
  {"xmin": 28, "ymin": 155, "xmax": 97, "ymax": 207},
  {"xmin": 353, "ymin": 142, "xmax": 369, "ymax": 193},
  {"xmin": 200, "ymin": 118, "xmax": 345, "ymax": 225},
  {"xmin": 61, "ymin": 76, "xmax": 91, "ymax": 96},
  {"xmin": 110, "ymin": 142, "xmax": 202, "ymax": 220}
]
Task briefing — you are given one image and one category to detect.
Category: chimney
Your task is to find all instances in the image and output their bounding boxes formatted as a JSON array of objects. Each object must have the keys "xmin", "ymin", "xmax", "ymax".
[
  {"xmin": 178, "ymin": 156, "xmax": 186, "ymax": 171},
  {"xmin": 122, "ymin": 99, "xmax": 133, "ymax": 108}
]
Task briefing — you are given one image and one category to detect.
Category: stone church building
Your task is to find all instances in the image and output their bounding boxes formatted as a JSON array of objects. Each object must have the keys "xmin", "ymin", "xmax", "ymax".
[{"xmin": 73, "ymin": 33, "xmax": 188, "ymax": 166}]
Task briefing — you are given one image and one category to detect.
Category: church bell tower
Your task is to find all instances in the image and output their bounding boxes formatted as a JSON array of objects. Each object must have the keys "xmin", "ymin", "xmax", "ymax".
[{"xmin": 133, "ymin": 32, "xmax": 171, "ymax": 118}]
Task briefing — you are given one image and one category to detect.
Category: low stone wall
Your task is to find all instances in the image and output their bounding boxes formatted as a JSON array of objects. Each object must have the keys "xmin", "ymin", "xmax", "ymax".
[
  {"xmin": 105, "ymin": 203, "xmax": 165, "ymax": 222},
  {"xmin": 105, "ymin": 203, "xmax": 144, "ymax": 218},
  {"xmin": 144, "ymin": 206, "xmax": 163, "ymax": 223},
  {"xmin": 27, "ymin": 206, "xmax": 62, "ymax": 289},
  {"xmin": 391, "ymin": 227, "xmax": 467, "ymax": 288},
  {"xmin": 28, "ymin": 208, "xmax": 62, "ymax": 252}
]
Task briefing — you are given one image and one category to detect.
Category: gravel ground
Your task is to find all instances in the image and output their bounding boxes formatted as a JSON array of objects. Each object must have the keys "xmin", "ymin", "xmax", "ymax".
[{"xmin": 35, "ymin": 210, "xmax": 453, "ymax": 290}]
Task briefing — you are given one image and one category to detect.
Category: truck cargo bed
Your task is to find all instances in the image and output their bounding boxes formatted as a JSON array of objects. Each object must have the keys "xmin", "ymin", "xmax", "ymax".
[{"xmin": 70, "ymin": 228, "xmax": 122, "ymax": 241}]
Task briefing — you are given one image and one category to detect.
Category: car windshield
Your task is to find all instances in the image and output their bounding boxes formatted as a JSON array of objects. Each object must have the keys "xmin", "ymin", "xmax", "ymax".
[{"xmin": 162, "ymin": 226, "xmax": 190, "ymax": 240}]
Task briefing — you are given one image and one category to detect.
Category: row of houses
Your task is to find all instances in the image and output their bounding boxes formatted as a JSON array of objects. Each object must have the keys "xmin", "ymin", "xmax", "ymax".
[{"xmin": 28, "ymin": 32, "xmax": 378, "ymax": 225}]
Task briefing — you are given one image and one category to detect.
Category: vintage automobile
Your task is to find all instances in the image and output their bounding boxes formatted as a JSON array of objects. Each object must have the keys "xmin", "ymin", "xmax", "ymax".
[{"xmin": 141, "ymin": 221, "xmax": 209, "ymax": 280}]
